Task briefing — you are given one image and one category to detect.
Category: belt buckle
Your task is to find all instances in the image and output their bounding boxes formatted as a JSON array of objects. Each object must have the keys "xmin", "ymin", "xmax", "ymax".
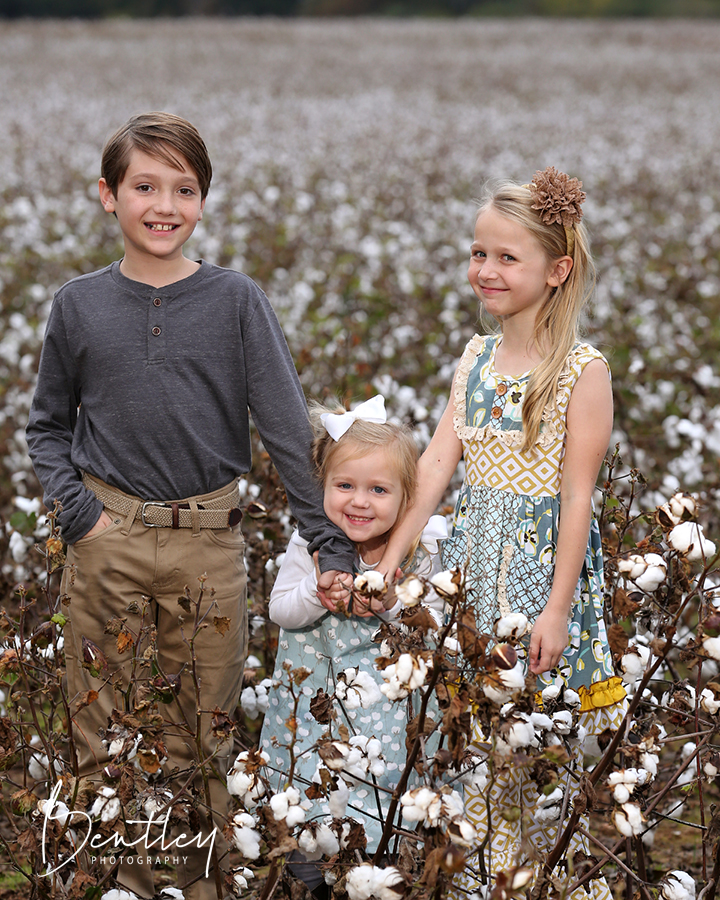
[{"xmin": 141, "ymin": 501, "xmax": 168, "ymax": 527}]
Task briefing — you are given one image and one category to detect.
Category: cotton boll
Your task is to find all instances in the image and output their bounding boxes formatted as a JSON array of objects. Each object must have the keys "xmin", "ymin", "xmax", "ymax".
[
  {"xmin": 231, "ymin": 868, "xmax": 254, "ymax": 893},
  {"xmin": 38, "ymin": 797, "xmax": 72, "ymax": 827},
  {"xmin": 395, "ymin": 576, "xmax": 425, "ymax": 608},
  {"xmin": 640, "ymin": 752, "xmax": 659, "ymax": 779},
  {"xmin": 551, "ymin": 710, "xmax": 573, "ymax": 735},
  {"xmin": 535, "ymin": 787, "xmax": 563, "ymax": 823},
  {"xmin": 354, "ymin": 571, "xmax": 385, "ymax": 592},
  {"xmin": 541, "ymin": 683, "xmax": 561, "ymax": 703},
  {"xmin": 230, "ymin": 812, "xmax": 261, "ymax": 859},
  {"xmin": 658, "ymin": 493, "xmax": 697, "ymax": 528},
  {"xmin": 620, "ymin": 645, "xmax": 651, "ymax": 684},
  {"xmin": 563, "ymin": 689, "xmax": 581, "ymax": 707},
  {"xmin": 506, "ymin": 719, "xmax": 536, "ymax": 749},
  {"xmin": 344, "ymin": 865, "xmax": 375, "ymax": 900},
  {"xmin": 328, "ymin": 777, "xmax": 350, "ymax": 818},
  {"xmin": 633, "ymin": 553, "xmax": 667, "ymax": 592},
  {"xmin": 337, "ymin": 669, "xmax": 382, "ymax": 709},
  {"xmin": 458, "ymin": 758, "xmax": 489, "ymax": 792},
  {"xmin": 483, "ymin": 658, "xmax": 526, "ymax": 704},
  {"xmin": 400, "ymin": 787, "xmax": 442, "ymax": 827},
  {"xmin": 529, "ymin": 712, "xmax": 553, "ymax": 731},
  {"xmin": 613, "ymin": 802, "xmax": 645, "ymax": 837},
  {"xmin": 100, "ymin": 888, "xmax": 140, "ymax": 898},
  {"xmin": 702, "ymin": 636, "xmax": 720, "ymax": 662},
  {"xmin": 495, "ymin": 612, "xmax": 530, "ymax": 640},
  {"xmin": 316, "ymin": 824, "xmax": 340, "ymax": 856},
  {"xmin": 445, "ymin": 816, "xmax": 478, "ymax": 848},
  {"xmin": 380, "ymin": 654, "xmax": 428, "ymax": 700},
  {"xmin": 90, "ymin": 786, "xmax": 121, "ymax": 822},
  {"xmin": 660, "ymin": 870, "xmax": 696, "ymax": 900},
  {"xmin": 668, "ymin": 522, "xmax": 716, "ymax": 561},
  {"xmin": 430, "ymin": 569, "xmax": 460, "ymax": 595},
  {"xmin": 298, "ymin": 825, "xmax": 340, "ymax": 862}
]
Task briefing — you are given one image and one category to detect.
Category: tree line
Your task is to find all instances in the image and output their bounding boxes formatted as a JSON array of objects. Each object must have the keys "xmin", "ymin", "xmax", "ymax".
[{"xmin": 4, "ymin": 0, "xmax": 720, "ymax": 18}]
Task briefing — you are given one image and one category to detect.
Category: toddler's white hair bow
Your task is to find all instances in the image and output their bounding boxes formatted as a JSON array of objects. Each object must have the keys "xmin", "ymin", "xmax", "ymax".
[{"xmin": 321, "ymin": 395, "xmax": 387, "ymax": 441}]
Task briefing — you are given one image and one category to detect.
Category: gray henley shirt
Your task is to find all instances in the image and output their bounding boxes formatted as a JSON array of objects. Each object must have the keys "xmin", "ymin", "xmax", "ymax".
[{"xmin": 26, "ymin": 260, "xmax": 355, "ymax": 572}]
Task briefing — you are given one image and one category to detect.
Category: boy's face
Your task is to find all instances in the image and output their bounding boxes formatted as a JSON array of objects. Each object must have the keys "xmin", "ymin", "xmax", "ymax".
[{"xmin": 98, "ymin": 148, "xmax": 205, "ymax": 267}]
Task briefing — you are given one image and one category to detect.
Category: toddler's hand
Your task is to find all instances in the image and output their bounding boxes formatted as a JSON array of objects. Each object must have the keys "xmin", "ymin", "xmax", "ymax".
[{"xmin": 315, "ymin": 555, "xmax": 353, "ymax": 612}]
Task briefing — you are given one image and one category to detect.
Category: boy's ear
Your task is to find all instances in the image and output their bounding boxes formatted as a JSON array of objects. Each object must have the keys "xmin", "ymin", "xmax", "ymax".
[
  {"xmin": 98, "ymin": 178, "xmax": 116, "ymax": 213},
  {"xmin": 547, "ymin": 256, "xmax": 573, "ymax": 288},
  {"xmin": 198, "ymin": 197, "xmax": 206, "ymax": 222}
]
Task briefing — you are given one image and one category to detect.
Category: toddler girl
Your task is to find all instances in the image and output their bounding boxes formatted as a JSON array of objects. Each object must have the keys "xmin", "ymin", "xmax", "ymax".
[
  {"xmin": 259, "ymin": 395, "xmax": 446, "ymax": 888},
  {"xmin": 380, "ymin": 169, "xmax": 626, "ymax": 898}
]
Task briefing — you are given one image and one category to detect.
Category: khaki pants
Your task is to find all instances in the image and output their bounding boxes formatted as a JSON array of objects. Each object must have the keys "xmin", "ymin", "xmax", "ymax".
[{"xmin": 62, "ymin": 479, "xmax": 248, "ymax": 900}]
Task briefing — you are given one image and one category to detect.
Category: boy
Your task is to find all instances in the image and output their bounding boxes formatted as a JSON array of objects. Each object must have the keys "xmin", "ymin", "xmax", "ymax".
[{"xmin": 26, "ymin": 112, "xmax": 354, "ymax": 900}]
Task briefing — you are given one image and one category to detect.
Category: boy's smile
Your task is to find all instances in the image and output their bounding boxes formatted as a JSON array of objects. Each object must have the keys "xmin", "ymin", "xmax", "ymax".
[{"xmin": 99, "ymin": 148, "xmax": 205, "ymax": 282}]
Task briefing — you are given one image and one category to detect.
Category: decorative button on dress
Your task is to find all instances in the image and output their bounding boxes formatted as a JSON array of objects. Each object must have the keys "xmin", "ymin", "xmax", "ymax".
[{"xmin": 441, "ymin": 334, "xmax": 626, "ymax": 898}]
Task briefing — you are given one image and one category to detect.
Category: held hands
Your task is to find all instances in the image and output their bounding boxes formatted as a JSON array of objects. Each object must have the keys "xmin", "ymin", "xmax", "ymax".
[
  {"xmin": 314, "ymin": 555, "xmax": 399, "ymax": 618},
  {"xmin": 527, "ymin": 604, "xmax": 569, "ymax": 675}
]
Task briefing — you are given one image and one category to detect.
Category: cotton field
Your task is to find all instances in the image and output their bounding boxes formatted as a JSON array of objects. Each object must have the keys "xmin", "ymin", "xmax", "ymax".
[
  {"xmin": 2, "ymin": 18, "xmax": 720, "ymax": 519},
  {"xmin": 2, "ymin": 16, "xmax": 720, "ymax": 899}
]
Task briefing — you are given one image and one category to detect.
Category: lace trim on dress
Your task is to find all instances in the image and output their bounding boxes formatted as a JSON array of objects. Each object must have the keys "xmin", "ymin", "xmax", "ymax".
[{"xmin": 452, "ymin": 334, "xmax": 605, "ymax": 450}]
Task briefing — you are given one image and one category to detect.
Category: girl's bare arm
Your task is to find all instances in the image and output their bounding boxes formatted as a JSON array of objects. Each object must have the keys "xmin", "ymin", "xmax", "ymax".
[{"xmin": 378, "ymin": 383, "xmax": 463, "ymax": 582}]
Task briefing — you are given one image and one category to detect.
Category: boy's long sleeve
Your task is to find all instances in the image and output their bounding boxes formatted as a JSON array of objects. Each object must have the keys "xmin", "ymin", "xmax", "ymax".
[{"xmin": 26, "ymin": 260, "xmax": 355, "ymax": 568}]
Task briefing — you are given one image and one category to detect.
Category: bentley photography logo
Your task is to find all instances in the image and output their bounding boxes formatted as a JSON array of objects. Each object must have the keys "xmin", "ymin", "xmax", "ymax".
[{"xmin": 41, "ymin": 782, "xmax": 218, "ymax": 877}]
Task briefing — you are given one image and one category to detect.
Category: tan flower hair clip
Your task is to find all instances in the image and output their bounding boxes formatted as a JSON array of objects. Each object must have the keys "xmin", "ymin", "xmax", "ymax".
[{"xmin": 526, "ymin": 166, "xmax": 586, "ymax": 255}]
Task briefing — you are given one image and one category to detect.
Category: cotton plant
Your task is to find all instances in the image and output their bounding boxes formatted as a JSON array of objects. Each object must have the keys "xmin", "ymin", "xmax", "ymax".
[
  {"xmin": 379, "ymin": 653, "xmax": 430, "ymax": 700},
  {"xmin": 612, "ymin": 801, "xmax": 645, "ymax": 838},
  {"xmin": 269, "ymin": 785, "xmax": 307, "ymax": 827},
  {"xmin": 619, "ymin": 643, "xmax": 652, "ymax": 686},
  {"xmin": 335, "ymin": 667, "xmax": 383, "ymax": 709},
  {"xmin": 659, "ymin": 870, "xmax": 696, "ymax": 900},
  {"xmin": 229, "ymin": 810, "xmax": 263, "ymax": 860},
  {"xmin": 90, "ymin": 785, "xmax": 121, "ymax": 823},
  {"xmin": 297, "ymin": 821, "xmax": 341, "ymax": 861},
  {"xmin": 227, "ymin": 749, "xmax": 269, "ymax": 808},
  {"xmin": 100, "ymin": 891, "xmax": 141, "ymax": 900},
  {"xmin": 316, "ymin": 735, "xmax": 386, "ymax": 785},
  {"xmin": 230, "ymin": 866, "xmax": 255, "ymax": 894},
  {"xmin": 400, "ymin": 787, "xmax": 477, "ymax": 848},
  {"xmin": 345, "ymin": 864, "xmax": 406, "ymax": 900},
  {"xmin": 617, "ymin": 552, "xmax": 668, "ymax": 592},
  {"xmin": 240, "ymin": 678, "xmax": 273, "ymax": 719},
  {"xmin": 667, "ymin": 522, "xmax": 716, "ymax": 562}
]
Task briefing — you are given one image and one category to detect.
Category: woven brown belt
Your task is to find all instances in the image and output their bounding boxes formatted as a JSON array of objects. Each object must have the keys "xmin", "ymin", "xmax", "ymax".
[{"xmin": 82, "ymin": 473, "xmax": 242, "ymax": 530}]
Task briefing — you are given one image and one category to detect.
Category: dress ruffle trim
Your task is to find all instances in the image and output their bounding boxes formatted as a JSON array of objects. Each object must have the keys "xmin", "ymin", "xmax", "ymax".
[
  {"xmin": 535, "ymin": 675, "xmax": 627, "ymax": 713},
  {"xmin": 452, "ymin": 335, "xmax": 606, "ymax": 450}
]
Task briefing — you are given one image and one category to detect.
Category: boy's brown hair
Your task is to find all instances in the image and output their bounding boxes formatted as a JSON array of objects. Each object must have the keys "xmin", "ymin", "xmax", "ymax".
[{"xmin": 100, "ymin": 112, "xmax": 213, "ymax": 199}]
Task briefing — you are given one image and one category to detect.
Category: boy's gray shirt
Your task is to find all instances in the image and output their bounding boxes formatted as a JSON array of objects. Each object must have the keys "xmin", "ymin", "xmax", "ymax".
[{"xmin": 26, "ymin": 260, "xmax": 355, "ymax": 571}]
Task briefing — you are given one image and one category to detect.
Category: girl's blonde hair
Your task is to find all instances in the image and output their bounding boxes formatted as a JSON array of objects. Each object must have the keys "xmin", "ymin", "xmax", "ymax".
[
  {"xmin": 477, "ymin": 179, "xmax": 596, "ymax": 452},
  {"xmin": 309, "ymin": 399, "xmax": 418, "ymax": 543}
]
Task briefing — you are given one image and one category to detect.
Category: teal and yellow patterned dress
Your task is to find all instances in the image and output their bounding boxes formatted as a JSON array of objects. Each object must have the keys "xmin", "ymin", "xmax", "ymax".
[{"xmin": 442, "ymin": 334, "xmax": 626, "ymax": 898}]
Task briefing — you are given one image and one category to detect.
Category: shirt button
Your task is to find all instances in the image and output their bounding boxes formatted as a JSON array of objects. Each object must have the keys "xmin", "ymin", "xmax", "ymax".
[
  {"xmin": 491, "ymin": 406, "xmax": 502, "ymax": 419},
  {"xmin": 153, "ymin": 297, "xmax": 162, "ymax": 307},
  {"xmin": 151, "ymin": 326, "xmax": 162, "ymax": 336},
  {"xmin": 496, "ymin": 382, "xmax": 508, "ymax": 396}
]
